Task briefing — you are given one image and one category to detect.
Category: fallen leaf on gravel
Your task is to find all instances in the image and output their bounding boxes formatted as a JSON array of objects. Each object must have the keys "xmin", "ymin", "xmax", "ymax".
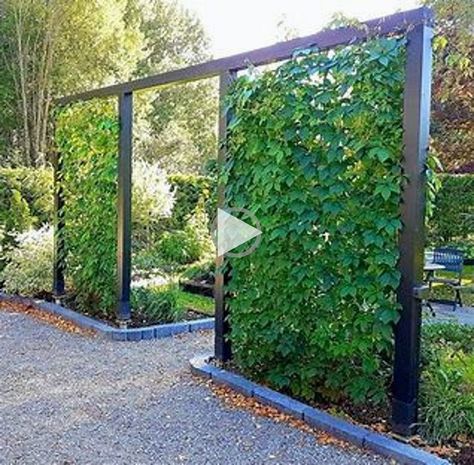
[
  {"xmin": 211, "ymin": 384, "xmax": 352, "ymax": 450},
  {"xmin": 0, "ymin": 298, "xmax": 96, "ymax": 337}
]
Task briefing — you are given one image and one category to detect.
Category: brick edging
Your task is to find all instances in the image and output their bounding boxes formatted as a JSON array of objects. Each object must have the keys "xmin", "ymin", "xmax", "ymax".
[
  {"xmin": 190, "ymin": 355, "xmax": 450, "ymax": 465},
  {"xmin": 0, "ymin": 293, "xmax": 214, "ymax": 341}
]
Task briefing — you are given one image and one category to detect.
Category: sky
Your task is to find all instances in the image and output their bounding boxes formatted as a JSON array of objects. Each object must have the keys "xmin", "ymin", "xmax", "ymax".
[{"xmin": 180, "ymin": 0, "xmax": 420, "ymax": 58}]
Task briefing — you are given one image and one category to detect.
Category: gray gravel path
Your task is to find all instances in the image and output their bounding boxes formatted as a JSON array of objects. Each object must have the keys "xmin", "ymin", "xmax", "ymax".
[
  {"xmin": 0, "ymin": 310, "xmax": 392, "ymax": 465},
  {"xmin": 428, "ymin": 302, "xmax": 474, "ymax": 326}
]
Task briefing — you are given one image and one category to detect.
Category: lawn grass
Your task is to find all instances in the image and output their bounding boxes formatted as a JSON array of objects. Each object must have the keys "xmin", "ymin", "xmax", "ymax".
[
  {"xmin": 430, "ymin": 265, "xmax": 474, "ymax": 307},
  {"xmin": 174, "ymin": 266, "xmax": 474, "ymax": 315},
  {"xmin": 176, "ymin": 290, "xmax": 214, "ymax": 316}
]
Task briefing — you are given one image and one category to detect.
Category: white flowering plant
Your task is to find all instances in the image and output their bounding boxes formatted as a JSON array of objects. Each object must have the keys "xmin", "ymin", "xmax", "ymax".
[
  {"xmin": 0, "ymin": 225, "xmax": 53, "ymax": 296},
  {"xmin": 132, "ymin": 159, "xmax": 175, "ymax": 249}
]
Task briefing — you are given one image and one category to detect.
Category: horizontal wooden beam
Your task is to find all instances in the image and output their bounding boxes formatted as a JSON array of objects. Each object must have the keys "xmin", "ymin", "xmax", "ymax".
[{"xmin": 56, "ymin": 7, "xmax": 432, "ymax": 105}]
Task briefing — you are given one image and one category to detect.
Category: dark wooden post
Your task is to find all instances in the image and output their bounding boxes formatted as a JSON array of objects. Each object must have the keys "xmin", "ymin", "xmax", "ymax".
[
  {"xmin": 215, "ymin": 70, "xmax": 237, "ymax": 362},
  {"xmin": 392, "ymin": 23, "xmax": 433, "ymax": 436},
  {"xmin": 53, "ymin": 147, "xmax": 65, "ymax": 302},
  {"xmin": 116, "ymin": 92, "xmax": 133, "ymax": 325}
]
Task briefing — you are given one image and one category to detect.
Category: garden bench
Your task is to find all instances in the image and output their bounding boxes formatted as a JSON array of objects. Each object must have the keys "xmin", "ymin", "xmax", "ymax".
[{"xmin": 428, "ymin": 247, "xmax": 464, "ymax": 311}]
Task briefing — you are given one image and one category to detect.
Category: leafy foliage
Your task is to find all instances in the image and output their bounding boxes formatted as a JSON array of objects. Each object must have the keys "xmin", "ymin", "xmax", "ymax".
[
  {"xmin": 0, "ymin": 226, "xmax": 53, "ymax": 296},
  {"xmin": 168, "ymin": 174, "xmax": 214, "ymax": 229},
  {"xmin": 225, "ymin": 38, "xmax": 406, "ymax": 404},
  {"xmin": 55, "ymin": 100, "xmax": 118, "ymax": 317},
  {"xmin": 131, "ymin": 284, "xmax": 183, "ymax": 324},
  {"xmin": 158, "ymin": 203, "xmax": 214, "ymax": 266},
  {"xmin": 180, "ymin": 257, "xmax": 215, "ymax": 283},
  {"xmin": 422, "ymin": 323, "xmax": 474, "ymax": 361},
  {"xmin": 175, "ymin": 289, "xmax": 214, "ymax": 316},
  {"xmin": 0, "ymin": 0, "xmax": 143, "ymax": 166},
  {"xmin": 0, "ymin": 167, "xmax": 53, "ymax": 240},
  {"xmin": 0, "ymin": 0, "xmax": 216, "ymax": 171},
  {"xmin": 424, "ymin": 0, "xmax": 474, "ymax": 172},
  {"xmin": 133, "ymin": 1, "xmax": 218, "ymax": 174},
  {"xmin": 427, "ymin": 174, "xmax": 474, "ymax": 256},
  {"xmin": 132, "ymin": 159, "xmax": 174, "ymax": 250},
  {"xmin": 421, "ymin": 323, "xmax": 474, "ymax": 443}
]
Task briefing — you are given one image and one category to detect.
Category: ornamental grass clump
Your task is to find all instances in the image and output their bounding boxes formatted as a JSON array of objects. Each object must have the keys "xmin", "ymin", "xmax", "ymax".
[
  {"xmin": 420, "ymin": 323, "xmax": 474, "ymax": 444},
  {"xmin": 131, "ymin": 284, "xmax": 183, "ymax": 324}
]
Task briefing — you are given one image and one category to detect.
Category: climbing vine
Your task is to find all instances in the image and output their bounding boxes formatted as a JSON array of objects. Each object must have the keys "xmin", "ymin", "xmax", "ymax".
[
  {"xmin": 225, "ymin": 37, "xmax": 406, "ymax": 404},
  {"xmin": 56, "ymin": 100, "xmax": 119, "ymax": 317}
]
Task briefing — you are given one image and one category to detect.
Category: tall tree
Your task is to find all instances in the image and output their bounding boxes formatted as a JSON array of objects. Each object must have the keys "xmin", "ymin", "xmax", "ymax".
[
  {"xmin": 0, "ymin": 0, "xmax": 143, "ymax": 167},
  {"xmin": 0, "ymin": 0, "xmax": 217, "ymax": 173},
  {"xmin": 133, "ymin": 0, "xmax": 218, "ymax": 174},
  {"xmin": 424, "ymin": 0, "xmax": 473, "ymax": 172}
]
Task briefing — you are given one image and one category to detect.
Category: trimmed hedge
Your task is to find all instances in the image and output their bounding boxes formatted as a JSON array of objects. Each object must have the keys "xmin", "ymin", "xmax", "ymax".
[{"xmin": 427, "ymin": 174, "xmax": 474, "ymax": 257}]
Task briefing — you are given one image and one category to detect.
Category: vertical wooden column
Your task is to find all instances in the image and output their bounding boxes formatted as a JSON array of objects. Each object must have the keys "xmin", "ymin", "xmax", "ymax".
[
  {"xmin": 215, "ymin": 70, "xmax": 237, "ymax": 362},
  {"xmin": 53, "ymin": 146, "xmax": 65, "ymax": 302},
  {"xmin": 116, "ymin": 92, "xmax": 133, "ymax": 325},
  {"xmin": 392, "ymin": 23, "xmax": 433, "ymax": 436}
]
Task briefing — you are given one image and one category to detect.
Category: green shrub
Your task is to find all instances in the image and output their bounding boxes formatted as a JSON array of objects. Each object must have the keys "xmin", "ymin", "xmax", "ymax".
[
  {"xmin": 168, "ymin": 174, "xmax": 215, "ymax": 228},
  {"xmin": 420, "ymin": 352, "xmax": 474, "ymax": 443},
  {"xmin": 225, "ymin": 38, "xmax": 406, "ymax": 404},
  {"xmin": 422, "ymin": 323, "xmax": 474, "ymax": 359},
  {"xmin": 131, "ymin": 284, "xmax": 183, "ymax": 323},
  {"xmin": 158, "ymin": 202, "xmax": 214, "ymax": 266},
  {"xmin": 0, "ymin": 167, "xmax": 53, "ymax": 244},
  {"xmin": 56, "ymin": 100, "xmax": 119, "ymax": 317},
  {"xmin": 421, "ymin": 323, "xmax": 474, "ymax": 443},
  {"xmin": 132, "ymin": 159, "xmax": 175, "ymax": 251},
  {"xmin": 181, "ymin": 258, "xmax": 215, "ymax": 282},
  {"xmin": 0, "ymin": 226, "xmax": 53, "ymax": 296},
  {"xmin": 158, "ymin": 229, "xmax": 202, "ymax": 265},
  {"xmin": 427, "ymin": 174, "xmax": 474, "ymax": 257}
]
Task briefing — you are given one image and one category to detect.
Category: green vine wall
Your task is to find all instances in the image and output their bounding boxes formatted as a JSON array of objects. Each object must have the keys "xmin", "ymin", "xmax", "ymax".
[
  {"xmin": 55, "ymin": 100, "xmax": 119, "ymax": 317},
  {"xmin": 225, "ymin": 38, "xmax": 407, "ymax": 404}
]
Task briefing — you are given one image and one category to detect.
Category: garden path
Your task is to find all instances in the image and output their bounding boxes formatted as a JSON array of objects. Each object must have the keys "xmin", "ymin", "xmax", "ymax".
[
  {"xmin": 0, "ymin": 309, "xmax": 391, "ymax": 465},
  {"xmin": 429, "ymin": 303, "xmax": 474, "ymax": 326}
]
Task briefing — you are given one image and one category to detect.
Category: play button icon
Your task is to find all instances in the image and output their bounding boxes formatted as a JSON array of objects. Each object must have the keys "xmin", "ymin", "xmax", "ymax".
[{"xmin": 214, "ymin": 208, "xmax": 262, "ymax": 257}]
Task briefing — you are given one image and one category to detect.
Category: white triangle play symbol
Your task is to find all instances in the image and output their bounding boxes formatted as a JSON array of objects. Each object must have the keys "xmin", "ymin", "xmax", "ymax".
[{"xmin": 217, "ymin": 208, "xmax": 262, "ymax": 256}]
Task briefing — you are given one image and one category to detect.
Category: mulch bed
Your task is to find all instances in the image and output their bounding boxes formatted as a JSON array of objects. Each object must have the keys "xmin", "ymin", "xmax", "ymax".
[
  {"xmin": 0, "ymin": 293, "xmax": 210, "ymax": 332},
  {"xmin": 456, "ymin": 443, "xmax": 474, "ymax": 465},
  {"xmin": 59, "ymin": 293, "xmax": 209, "ymax": 328}
]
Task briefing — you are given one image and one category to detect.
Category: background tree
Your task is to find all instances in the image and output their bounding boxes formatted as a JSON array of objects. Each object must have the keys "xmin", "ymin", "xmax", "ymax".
[
  {"xmin": 0, "ymin": 0, "xmax": 143, "ymax": 167},
  {"xmin": 424, "ymin": 0, "xmax": 473, "ymax": 172},
  {"xmin": 133, "ymin": 0, "xmax": 218, "ymax": 174},
  {"xmin": 0, "ymin": 0, "xmax": 217, "ymax": 173}
]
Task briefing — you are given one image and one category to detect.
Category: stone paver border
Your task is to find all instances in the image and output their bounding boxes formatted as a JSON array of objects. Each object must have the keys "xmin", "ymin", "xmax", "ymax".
[
  {"xmin": 190, "ymin": 355, "xmax": 450, "ymax": 465},
  {"xmin": 0, "ymin": 293, "xmax": 214, "ymax": 341}
]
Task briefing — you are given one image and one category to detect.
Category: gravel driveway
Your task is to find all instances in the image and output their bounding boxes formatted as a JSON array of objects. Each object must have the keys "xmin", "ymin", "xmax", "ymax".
[{"xmin": 0, "ymin": 310, "xmax": 392, "ymax": 465}]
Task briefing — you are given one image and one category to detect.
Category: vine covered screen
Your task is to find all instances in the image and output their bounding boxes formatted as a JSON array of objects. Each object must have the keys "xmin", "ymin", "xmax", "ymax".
[
  {"xmin": 225, "ymin": 37, "xmax": 406, "ymax": 404},
  {"xmin": 55, "ymin": 99, "xmax": 119, "ymax": 318}
]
